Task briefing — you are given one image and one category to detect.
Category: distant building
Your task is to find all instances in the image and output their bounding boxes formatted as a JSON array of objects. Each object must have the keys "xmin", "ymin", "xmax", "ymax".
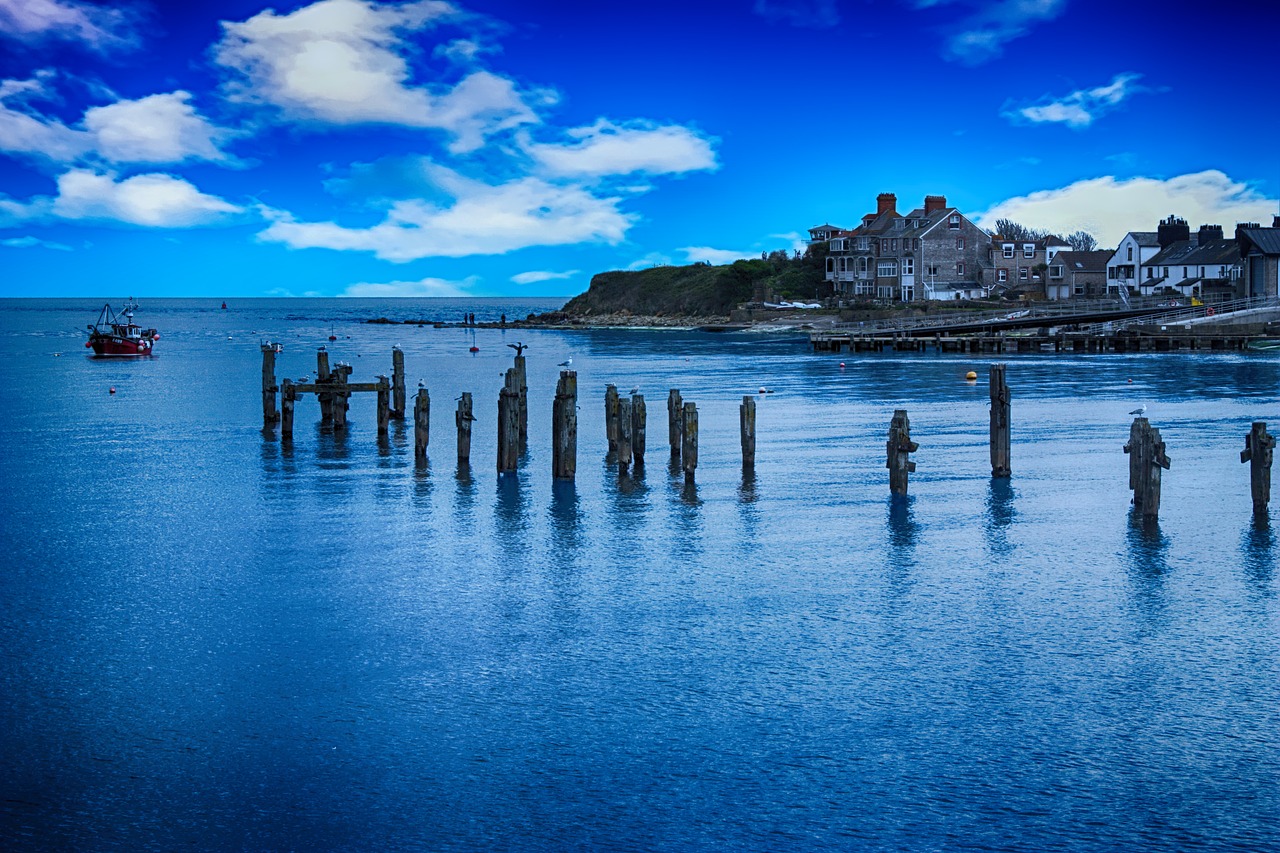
[
  {"xmin": 807, "ymin": 224, "xmax": 847, "ymax": 245},
  {"xmin": 1138, "ymin": 217, "xmax": 1241, "ymax": 301},
  {"xmin": 822, "ymin": 193, "xmax": 991, "ymax": 301},
  {"xmin": 1046, "ymin": 250, "xmax": 1111, "ymax": 299},
  {"xmin": 1237, "ymin": 216, "xmax": 1280, "ymax": 298},
  {"xmin": 1106, "ymin": 230, "xmax": 1161, "ymax": 296},
  {"xmin": 984, "ymin": 235, "xmax": 1070, "ymax": 299}
]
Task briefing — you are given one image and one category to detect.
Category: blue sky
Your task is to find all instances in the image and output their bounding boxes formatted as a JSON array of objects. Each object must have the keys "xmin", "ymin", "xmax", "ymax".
[{"xmin": 1, "ymin": 0, "xmax": 1277, "ymax": 298}]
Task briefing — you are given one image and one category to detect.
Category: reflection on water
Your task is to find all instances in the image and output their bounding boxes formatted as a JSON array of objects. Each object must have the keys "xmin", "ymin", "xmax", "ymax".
[
  {"xmin": 984, "ymin": 478, "xmax": 1017, "ymax": 557},
  {"xmin": 1126, "ymin": 511, "xmax": 1169, "ymax": 619},
  {"xmin": 887, "ymin": 495, "xmax": 919, "ymax": 549},
  {"xmin": 1242, "ymin": 512, "xmax": 1275, "ymax": 599},
  {"xmin": 549, "ymin": 480, "xmax": 581, "ymax": 555},
  {"xmin": 453, "ymin": 462, "xmax": 476, "ymax": 533}
]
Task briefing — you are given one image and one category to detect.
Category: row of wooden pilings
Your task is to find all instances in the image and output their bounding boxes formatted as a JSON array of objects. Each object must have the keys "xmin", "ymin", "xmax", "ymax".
[
  {"xmin": 260, "ymin": 343, "xmax": 757, "ymax": 483},
  {"xmin": 262, "ymin": 345, "xmax": 1274, "ymax": 511}
]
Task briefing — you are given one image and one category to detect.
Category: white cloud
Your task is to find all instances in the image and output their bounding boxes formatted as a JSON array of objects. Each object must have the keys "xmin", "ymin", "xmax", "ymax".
[
  {"xmin": 0, "ymin": 73, "xmax": 94, "ymax": 162},
  {"xmin": 342, "ymin": 274, "xmax": 478, "ymax": 297},
  {"xmin": 1008, "ymin": 73, "xmax": 1142, "ymax": 128},
  {"xmin": 523, "ymin": 119, "xmax": 717, "ymax": 178},
  {"xmin": 213, "ymin": 0, "xmax": 542, "ymax": 150},
  {"xmin": 84, "ymin": 91, "xmax": 230, "ymax": 164},
  {"xmin": 2, "ymin": 235, "xmax": 71, "ymax": 250},
  {"xmin": 679, "ymin": 246, "xmax": 754, "ymax": 265},
  {"xmin": 753, "ymin": 0, "xmax": 839, "ymax": 28},
  {"xmin": 258, "ymin": 162, "xmax": 632, "ymax": 261},
  {"xmin": 511, "ymin": 269, "xmax": 578, "ymax": 285},
  {"xmin": 51, "ymin": 169, "xmax": 244, "ymax": 227},
  {"xmin": 974, "ymin": 170, "xmax": 1277, "ymax": 248},
  {"xmin": 939, "ymin": 0, "xmax": 1066, "ymax": 65},
  {"xmin": 0, "ymin": 0, "xmax": 137, "ymax": 52}
]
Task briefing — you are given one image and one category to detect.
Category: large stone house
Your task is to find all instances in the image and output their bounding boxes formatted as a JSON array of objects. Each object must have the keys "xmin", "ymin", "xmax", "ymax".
[
  {"xmin": 1237, "ymin": 217, "xmax": 1280, "ymax": 298},
  {"xmin": 821, "ymin": 193, "xmax": 991, "ymax": 301},
  {"xmin": 984, "ymin": 235, "xmax": 1070, "ymax": 298}
]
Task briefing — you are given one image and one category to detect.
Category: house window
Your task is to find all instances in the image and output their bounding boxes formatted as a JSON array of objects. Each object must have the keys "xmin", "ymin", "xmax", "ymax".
[
  {"xmin": 1074, "ymin": 285, "xmax": 1086, "ymax": 295},
  {"xmin": 1019, "ymin": 267, "xmax": 1028, "ymax": 281},
  {"xmin": 858, "ymin": 257, "xmax": 868, "ymax": 274},
  {"xmin": 1108, "ymin": 267, "xmax": 1117, "ymax": 279},
  {"xmin": 1146, "ymin": 268, "xmax": 1153, "ymax": 279},
  {"xmin": 1183, "ymin": 267, "xmax": 1188, "ymax": 278},
  {"xmin": 948, "ymin": 215, "xmax": 960, "ymax": 229},
  {"xmin": 902, "ymin": 258, "xmax": 914, "ymax": 275},
  {"xmin": 1127, "ymin": 246, "xmax": 1133, "ymax": 262},
  {"xmin": 1023, "ymin": 243, "xmax": 1035, "ymax": 258},
  {"xmin": 826, "ymin": 258, "xmax": 834, "ymax": 273},
  {"xmin": 1002, "ymin": 244, "xmax": 1014, "ymax": 258},
  {"xmin": 890, "ymin": 238, "xmax": 898, "ymax": 251},
  {"xmin": 997, "ymin": 269, "xmax": 1008, "ymax": 283},
  {"xmin": 1199, "ymin": 266, "xmax": 1205, "ymax": 277},
  {"xmin": 956, "ymin": 262, "xmax": 965, "ymax": 276},
  {"xmin": 1163, "ymin": 267, "xmax": 1168, "ymax": 277},
  {"xmin": 956, "ymin": 237, "xmax": 964, "ymax": 250},
  {"xmin": 830, "ymin": 239, "xmax": 845, "ymax": 251},
  {"xmin": 1050, "ymin": 265, "xmax": 1063, "ymax": 279},
  {"xmin": 877, "ymin": 260, "xmax": 897, "ymax": 277},
  {"xmin": 857, "ymin": 237, "xmax": 869, "ymax": 250}
]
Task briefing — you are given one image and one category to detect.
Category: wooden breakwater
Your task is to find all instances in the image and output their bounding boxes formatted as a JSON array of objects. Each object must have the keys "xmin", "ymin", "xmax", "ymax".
[{"xmin": 260, "ymin": 345, "xmax": 1274, "ymax": 521}]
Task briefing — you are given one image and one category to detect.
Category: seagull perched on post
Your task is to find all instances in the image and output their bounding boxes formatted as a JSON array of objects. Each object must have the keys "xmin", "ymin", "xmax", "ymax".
[
  {"xmin": 557, "ymin": 357, "xmax": 572, "ymax": 367},
  {"xmin": 1129, "ymin": 404, "xmax": 1147, "ymax": 416}
]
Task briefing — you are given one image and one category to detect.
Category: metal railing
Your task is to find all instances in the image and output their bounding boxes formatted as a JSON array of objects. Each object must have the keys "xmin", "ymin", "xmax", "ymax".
[{"xmin": 1080, "ymin": 296, "xmax": 1280, "ymax": 334}]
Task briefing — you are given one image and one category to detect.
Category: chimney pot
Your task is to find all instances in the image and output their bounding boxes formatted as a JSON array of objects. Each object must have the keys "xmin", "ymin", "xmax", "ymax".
[
  {"xmin": 924, "ymin": 195, "xmax": 947, "ymax": 214},
  {"xmin": 876, "ymin": 193, "xmax": 897, "ymax": 216}
]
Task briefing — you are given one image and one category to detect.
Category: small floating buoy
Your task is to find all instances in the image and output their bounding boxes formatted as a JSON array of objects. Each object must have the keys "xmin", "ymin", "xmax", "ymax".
[
  {"xmin": 328, "ymin": 334, "xmax": 337, "ymax": 342},
  {"xmin": 965, "ymin": 371, "xmax": 978, "ymax": 381},
  {"xmin": 109, "ymin": 387, "xmax": 116, "ymax": 394},
  {"xmin": 1127, "ymin": 378, "xmax": 1133, "ymax": 383},
  {"xmin": 839, "ymin": 362, "xmax": 845, "ymax": 368},
  {"xmin": 84, "ymin": 341, "xmax": 92, "ymax": 348},
  {"xmin": 469, "ymin": 346, "xmax": 480, "ymax": 353}
]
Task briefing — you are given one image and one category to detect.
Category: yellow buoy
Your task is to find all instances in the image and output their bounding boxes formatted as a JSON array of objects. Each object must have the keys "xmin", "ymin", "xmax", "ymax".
[{"xmin": 965, "ymin": 371, "xmax": 978, "ymax": 381}]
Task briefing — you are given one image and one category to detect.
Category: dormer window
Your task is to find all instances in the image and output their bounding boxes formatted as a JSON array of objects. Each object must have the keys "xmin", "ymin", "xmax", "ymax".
[
  {"xmin": 1002, "ymin": 243, "xmax": 1014, "ymax": 258},
  {"xmin": 1023, "ymin": 243, "xmax": 1035, "ymax": 258},
  {"xmin": 948, "ymin": 214, "xmax": 961, "ymax": 229}
]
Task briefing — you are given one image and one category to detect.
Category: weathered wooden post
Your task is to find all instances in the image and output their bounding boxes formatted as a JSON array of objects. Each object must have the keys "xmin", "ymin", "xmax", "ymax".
[
  {"xmin": 552, "ymin": 370, "xmax": 577, "ymax": 480},
  {"xmin": 331, "ymin": 363, "xmax": 351, "ymax": 430},
  {"xmin": 414, "ymin": 387, "xmax": 430, "ymax": 460},
  {"xmin": 1241, "ymin": 422, "xmax": 1275, "ymax": 512},
  {"xmin": 498, "ymin": 369, "xmax": 519, "ymax": 473},
  {"xmin": 632, "ymin": 395, "xmax": 647, "ymax": 464},
  {"xmin": 886, "ymin": 409, "xmax": 918, "ymax": 496},
  {"xmin": 514, "ymin": 354, "xmax": 528, "ymax": 452},
  {"xmin": 667, "ymin": 389, "xmax": 683, "ymax": 458},
  {"xmin": 317, "ymin": 347, "xmax": 332, "ymax": 422},
  {"xmin": 989, "ymin": 363, "xmax": 1011, "ymax": 477},
  {"xmin": 681, "ymin": 401, "xmax": 698, "ymax": 480},
  {"xmin": 740, "ymin": 395, "xmax": 756, "ymax": 467},
  {"xmin": 456, "ymin": 392, "xmax": 473, "ymax": 463},
  {"xmin": 605, "ymin": 384, "xmax": 620, "ymax": 452},
  {"xmin": 260, "ymin": 343, "xmax": 279, "ymax": 427},
  {"xmin": 281, "ymin": 378, "xmax": 295, "ymax": 438},
  {"xmin": 376, "ymin": 374, "xmax": 390, "ymax": 436},
  {"xmin": 617, "ymin": 397, "xmax": 634, "ymax": 469},
  {"xmin": 391, "ymin": 346, "xmax": 406, "ymax": 419},
  {"xmin": 1124, "ymin": 417, "xmax": 1171, "ymax": 518}
]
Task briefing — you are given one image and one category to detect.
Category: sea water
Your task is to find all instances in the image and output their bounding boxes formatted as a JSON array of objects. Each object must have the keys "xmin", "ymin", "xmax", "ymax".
[{"xmin": 1, "ymin": 298, "xmax": 1278, "ymax": 851}]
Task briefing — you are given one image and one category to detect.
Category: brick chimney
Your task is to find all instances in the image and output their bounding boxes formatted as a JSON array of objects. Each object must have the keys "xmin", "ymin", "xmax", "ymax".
[
  {"xmin": 924, "ymin": 195, "xmax": 947, "ymax": 215},
  {"xmin": 1273, "ymin": 214, "xmax": 1280, "ymax": 228},
  {"xmin": 876, "ymin": 193, "xmax": 896, "ymax": 216},
  {"xmin": 1157, "ymin": 214, "xmax": 1190, "ymax": 248},
  {"xmin": 1196, "ymin": 224, "xmax": 1223, "ymax": 245}
]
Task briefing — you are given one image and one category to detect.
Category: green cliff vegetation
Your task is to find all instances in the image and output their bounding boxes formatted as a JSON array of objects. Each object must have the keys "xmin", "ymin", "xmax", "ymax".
[{"xmin": 561, "ymin": 247, "xmax": 829, "ymax": 317}]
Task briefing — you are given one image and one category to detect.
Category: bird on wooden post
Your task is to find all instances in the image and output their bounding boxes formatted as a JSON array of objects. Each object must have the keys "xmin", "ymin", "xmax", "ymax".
[
  {"xmin": 507, "ymin": 342, "xmax": 527, "ymax": 357},
  {"xmin": 1129, "ymin": 404, "xmax": 1147, "ymax": 416}
]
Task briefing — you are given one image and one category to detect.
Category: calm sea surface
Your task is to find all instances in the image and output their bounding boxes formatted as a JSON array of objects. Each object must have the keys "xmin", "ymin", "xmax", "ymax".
[{"xmin": 2, "ymin": 297, "xmax": 1278, "ymax": 851}]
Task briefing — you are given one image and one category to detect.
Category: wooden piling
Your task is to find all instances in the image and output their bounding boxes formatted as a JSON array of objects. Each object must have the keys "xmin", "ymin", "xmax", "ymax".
[
  {"xmin": 498, "ymin": 369, "xmax": 519, "ymax": 473},
  {"xmin": 514, "ymin": 354, "xmax": 528, "ymax": 452},
  {"xmin": 281, "ymin": 378, "xmax": 295, "ymax": 438},
  {"xmin": 681, "ymin": 401, "xmax": 698, "ymax": 480},
  {"xmin": 740, "ymin": 395, "xmax": 756, "ymax": 467},
  {"xmin": 667, "ymin": 389, "xmax": 683, "ymax": 458},
  {"xmin": 617, "ymin": 398, "xmax": 634, "ymax": 468},
  {"xmin": 456, "ymin": 392, "xmax": 473, "ymax": 463},
  {"xmin": 632, "ymin": 395, "xmax": 646, "ymax": 464},
  {"xmin": 605, "ymin": 384, "xmax": 620, "ymax": 452},
  {"xmin": 1241, "ymin": 421, "xmax": 1274, "ymax": 512},
  {"xmin": 886, "ymin": 409, "xmax": 918, "ymax": 496},
  {"xmin": 317, "ymin": 348, "xmax": 332, "ymax": 422},
  {"xmin": 331, "ymin": 364, "xmax": 351, "ymax": 430},
  {"xmin": 414, "ymin": 387, "xmax": 430, "ymax": 460},
  {"xmin": 552, "ymin": 370, "xmax": 577, "ymax": 480},
  {"xmin": 989, "ymin": 363, "xmax": 1011, "ymax": 477},
  {"xmin": 391, "ymin": 346, "xmax": 406, "ymax": 419},
  {"xmin": 261, "ymin": 343, "xmax": 279, "ymax": 427},
  {"xmin": 1124, "ymin": 417, "xmax": 1171, "ymax": 518},
  {"xmin": 376, "ymin": 375, "xmax": 390, "ymax": 436}
]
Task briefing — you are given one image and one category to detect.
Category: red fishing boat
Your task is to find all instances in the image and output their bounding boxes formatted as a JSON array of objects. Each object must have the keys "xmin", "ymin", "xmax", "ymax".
[{"xmin": 85, "ymin": 299, "xmax": 159, "ymax": 356}]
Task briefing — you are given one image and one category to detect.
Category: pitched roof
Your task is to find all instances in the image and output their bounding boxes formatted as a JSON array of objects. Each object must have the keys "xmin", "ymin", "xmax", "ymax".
[
  {"xmin": 1130, "ymin": 231, "xmax": 1160, "ymax": 246},
  {"xmin": 1150, "ymin": 238, "xmax": 1240, "ymax": 267},
  {"xmin": 1240, "ymin": 228, "xmax": 1280, "ymax": 255},
  {"xmin": 1052, "ymin": 250, "xmax": 1110, "ymax": 272}
]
